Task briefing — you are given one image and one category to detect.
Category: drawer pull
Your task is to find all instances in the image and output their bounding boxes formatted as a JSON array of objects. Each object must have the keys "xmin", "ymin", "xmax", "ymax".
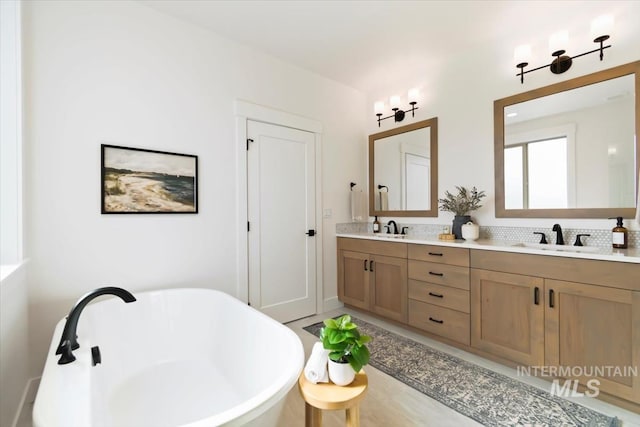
[
  {"xmin": 364, "ymin": 260, "xmax": 368, "ymax": 271},
  {"xmin": 428, "ymin": 271, "xmax": 444, "ymax": 277},
  {"xmin": 534, "ymin": 287, "xmax": 540, "ymax": 305},
  {"xmin": 428, "ymin": 252, "xmax": 443, "ymax": 257},
  {"xmin": 549, "ymin": 289, "xmax": 555, "ymax": 308},
  {"xmin": 369, "ymin": 260, "xmax": 374, "ymax": 272},
  {"xmin": 428, "ymin": 292, "xmax": 444, "ymax": 298},
  {"xmin": 429, "ymin": 317, "xmax": 444, "ymax": 324}
]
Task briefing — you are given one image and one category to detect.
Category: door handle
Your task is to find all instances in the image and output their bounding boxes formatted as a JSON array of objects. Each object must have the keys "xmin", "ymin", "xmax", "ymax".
[
  {"xmin": 549, "ymin": 289, "xmax": 555, "ymax": 308},
  {"xmin": 534, "ymin": 287, "xmax": 540, "ymax": 305},
  {"xmin": 369, "ymin": 260, "xmax": 374, "ymax": 272},
  {"xmin": 305, "ymin": 230, "xmax": 316, "ymax": 237},
  {"xmin": 364, "ymin": 260, "xmax": 368, "ymax": 271}
]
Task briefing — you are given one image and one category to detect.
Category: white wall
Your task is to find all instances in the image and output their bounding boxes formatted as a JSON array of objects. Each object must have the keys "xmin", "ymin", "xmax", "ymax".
[
  {"xmin": 23, "ymin": 0, "xmax": 365, "ymax": 377},
  {"xmin": 366, "ymin": 1, "xmax": 640, "ymax": 231}
]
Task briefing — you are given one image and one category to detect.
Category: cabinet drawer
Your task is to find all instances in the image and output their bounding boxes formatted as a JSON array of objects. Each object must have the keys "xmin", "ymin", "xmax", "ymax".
[
  {"xmin": 408, "ymin": 260, "xmax": 470, "ymax": 290},
  {"xmin": 338, "ymin": 237, "xmax": 407, "ymax": 258},
  {"xmin": 408, "ymin": 244, "xmax": 469, "ymax": 267},
  {"xmin": 408, "ymin": 299, "xmax": 470, "ymax": 345},
  {"xmin": 408, "ymin": 279, "xmax": 469, "ymax": 313}
]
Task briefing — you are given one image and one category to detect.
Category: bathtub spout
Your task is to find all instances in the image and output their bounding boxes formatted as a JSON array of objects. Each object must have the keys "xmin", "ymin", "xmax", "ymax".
[{"xmin": 56, "ymin": 287, "xmax": 136, "ymax": 365}]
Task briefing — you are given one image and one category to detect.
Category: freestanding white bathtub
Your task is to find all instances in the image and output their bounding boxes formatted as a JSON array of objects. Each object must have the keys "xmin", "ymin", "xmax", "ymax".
[{"xmin": 33, "ymin": 288, "xmax": 304, "ymax": 427}]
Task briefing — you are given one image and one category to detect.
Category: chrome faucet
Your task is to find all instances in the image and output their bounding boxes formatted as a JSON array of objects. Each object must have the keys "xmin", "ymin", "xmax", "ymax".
[
  {"xmin": 552, "ymin": 224, "xmax": 564, "ymax": 245},
  {"xmin": 56, "ymin": 287, "xmax": 136, "ymax": 365},
  {"xmin": 386, "ymin": 220, "xmax": 399, "ymax": 235}
]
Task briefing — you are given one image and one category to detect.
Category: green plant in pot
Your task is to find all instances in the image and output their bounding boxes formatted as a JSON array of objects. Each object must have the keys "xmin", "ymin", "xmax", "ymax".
[
  {"xmin": 438, "ymin": 186, "xmax": 486, "ymax": 239},
  {"xmin": 320, "ymin": 314, "xmax": 371, "ymax": 386}
]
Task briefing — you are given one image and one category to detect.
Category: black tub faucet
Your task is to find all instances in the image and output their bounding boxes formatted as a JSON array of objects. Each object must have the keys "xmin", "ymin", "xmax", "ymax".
[
  {"xmin": 552, "ymin": 224, "xmax": 564, "ymax": 245},
  {"xmin": 387, "ymin": 220, "xmax": 399, "ymax": 235},
  {"xmin": 56, "ymin": 287, "xmax": 136, "ymax": 365}
]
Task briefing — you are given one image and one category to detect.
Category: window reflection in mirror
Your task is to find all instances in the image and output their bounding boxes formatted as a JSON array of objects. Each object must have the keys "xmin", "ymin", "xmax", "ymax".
[
  {"xmin": 369, "ymin": 118, "xmax": 438, "ymax": 217},
  {"xmin": 495, "ymin": 61, "xmax": 639, "ymax": 218}
]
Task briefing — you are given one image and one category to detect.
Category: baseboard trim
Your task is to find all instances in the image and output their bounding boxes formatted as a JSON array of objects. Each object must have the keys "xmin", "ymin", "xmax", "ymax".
[{"xmin": 12, "ymin": 376, "xmax": 40, "ymax": 427}]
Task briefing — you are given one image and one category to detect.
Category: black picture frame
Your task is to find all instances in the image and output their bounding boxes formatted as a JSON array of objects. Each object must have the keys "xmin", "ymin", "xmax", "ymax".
[{"xmin": 101, "ymin": 144, "xmax": 198, "ymax": 214}]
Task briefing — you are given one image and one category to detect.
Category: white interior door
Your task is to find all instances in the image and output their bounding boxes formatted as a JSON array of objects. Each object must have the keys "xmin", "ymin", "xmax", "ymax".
[
  {"xmin": 404, "ymin": 153, "xmax": 430, "ymax": 210},
  {"xmin": 247, "ymin": 120, "xmax": 317, "ymax": 323}
]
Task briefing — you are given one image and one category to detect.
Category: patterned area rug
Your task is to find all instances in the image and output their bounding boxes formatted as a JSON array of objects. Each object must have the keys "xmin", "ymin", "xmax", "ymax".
[{"xmin": 304, "ymin": 316, "xmax": 620, "ymax": 427}]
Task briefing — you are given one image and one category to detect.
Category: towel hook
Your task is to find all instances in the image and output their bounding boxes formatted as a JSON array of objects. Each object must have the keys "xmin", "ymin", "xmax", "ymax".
[{"xmin": 350, "ymin": 182, "xmax": 357, "ymax": 191}]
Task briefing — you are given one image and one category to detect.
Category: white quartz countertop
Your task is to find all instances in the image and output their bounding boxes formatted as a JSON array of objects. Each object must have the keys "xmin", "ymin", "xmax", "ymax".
[{"xmin": 336, "ymin": 233, "xmax": 640, "ymax": 264}]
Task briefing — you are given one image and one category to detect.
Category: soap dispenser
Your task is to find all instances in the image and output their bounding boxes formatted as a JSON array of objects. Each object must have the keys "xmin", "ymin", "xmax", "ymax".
[
  {"xmin": 373, "ymin": 216, "xmax": 380, "ymax": 233},
  {"xmin": 610, "ymin": 217, "xmax": 628, "ymax": 249}
]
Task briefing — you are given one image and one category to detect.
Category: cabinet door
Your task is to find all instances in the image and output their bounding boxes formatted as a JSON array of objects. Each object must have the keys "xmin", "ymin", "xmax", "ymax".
[
  {"xmin": 370, "ymin": 255, "xmax": 408, "ymax": 322},
  {"xmin": 471, "ymin": 269, "xmax": 544, "ymax": 366},
  {"xmin": 338, "ymin": 250, "xmax": 370, "ymax": 310},
  {"xmin": 545, "ymin": 280, "xmax": 640, "ymax": 403}
]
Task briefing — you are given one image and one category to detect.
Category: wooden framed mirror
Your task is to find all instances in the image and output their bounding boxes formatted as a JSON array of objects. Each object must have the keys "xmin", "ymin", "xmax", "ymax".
[
  {"xmin": 369, "ymin": 118, "xmax": 438, "ymax": 217},
  {"xmin": 494, "ymin": 61, "xmax": 639, "ymax": 218}
]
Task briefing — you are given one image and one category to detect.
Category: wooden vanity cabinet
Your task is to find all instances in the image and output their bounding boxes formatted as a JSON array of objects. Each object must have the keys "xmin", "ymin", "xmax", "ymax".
[
  {"xmin": 407, "ymin": 244, "xmax": 471, "ymax": 345},
  {"xmin": 340, "ymin": 250, "xmax": 370, "ymax": 310},
  {"xmin": 337, "ymin": 238, "xmax": 408, "ymax": 322},
  {"xmin": 470, "ymin": 249, "xmax": 640, "ymax": 404},
  {"xmin": 545, "ymin": 280, "xmax": 640, "ymax": 403},
  {"xmin": 337, "ymin": 238, "xmax": 640, "ymax": 406},
  {"xmin": 470, "ymin": 269, "xmax": 544, "ymax": 366}
]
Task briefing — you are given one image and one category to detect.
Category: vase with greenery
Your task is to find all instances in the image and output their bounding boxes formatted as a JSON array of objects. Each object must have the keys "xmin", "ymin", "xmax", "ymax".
[
  {"xmin": 438, "ymin": 186, "xmax": 486, "ymax": 239},
  {"xmin": 319, "ymin": 314, "xmax": 371, "ymax": 386}
]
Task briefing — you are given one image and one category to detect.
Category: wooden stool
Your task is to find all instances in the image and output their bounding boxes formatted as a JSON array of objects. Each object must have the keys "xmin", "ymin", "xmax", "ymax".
[{"xmin": 298, "ymin": 370, "xmax": 368, "ymax": 427}]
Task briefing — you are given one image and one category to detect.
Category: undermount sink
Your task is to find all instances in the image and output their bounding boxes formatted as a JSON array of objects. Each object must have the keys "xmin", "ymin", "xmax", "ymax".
[
  {"xmin": 511, "ymin": 242, "xmax": 600, "ymax": 253},
  {"xmin": 375, "ymin": 233, "xmax": 406, "ymax": 239}
]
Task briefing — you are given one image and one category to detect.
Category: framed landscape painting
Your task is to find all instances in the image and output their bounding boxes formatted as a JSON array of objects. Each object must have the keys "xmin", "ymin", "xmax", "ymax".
[{"xmin": 101, "ymin": 144, "xmax": 198, "ymax": 214}]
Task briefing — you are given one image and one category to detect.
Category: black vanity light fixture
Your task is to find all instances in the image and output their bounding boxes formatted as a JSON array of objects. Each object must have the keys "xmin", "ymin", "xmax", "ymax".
[
  {"xmin": 374, "ymin": 89, "xmax": 419, "ymax": 127},
  {"xmin": 515, "ymin": 14, "xmax": 613, "ymax": 84}
]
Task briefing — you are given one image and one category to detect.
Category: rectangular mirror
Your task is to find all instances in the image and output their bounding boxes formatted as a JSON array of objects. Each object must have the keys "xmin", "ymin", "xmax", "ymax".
[
  {"xmin": 369, "ymin": 118, "xmax": 438, "ymax": 217},
  {"xmin": 495, "ymin": 61, "xmax": 639, "ymax": 218}
]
